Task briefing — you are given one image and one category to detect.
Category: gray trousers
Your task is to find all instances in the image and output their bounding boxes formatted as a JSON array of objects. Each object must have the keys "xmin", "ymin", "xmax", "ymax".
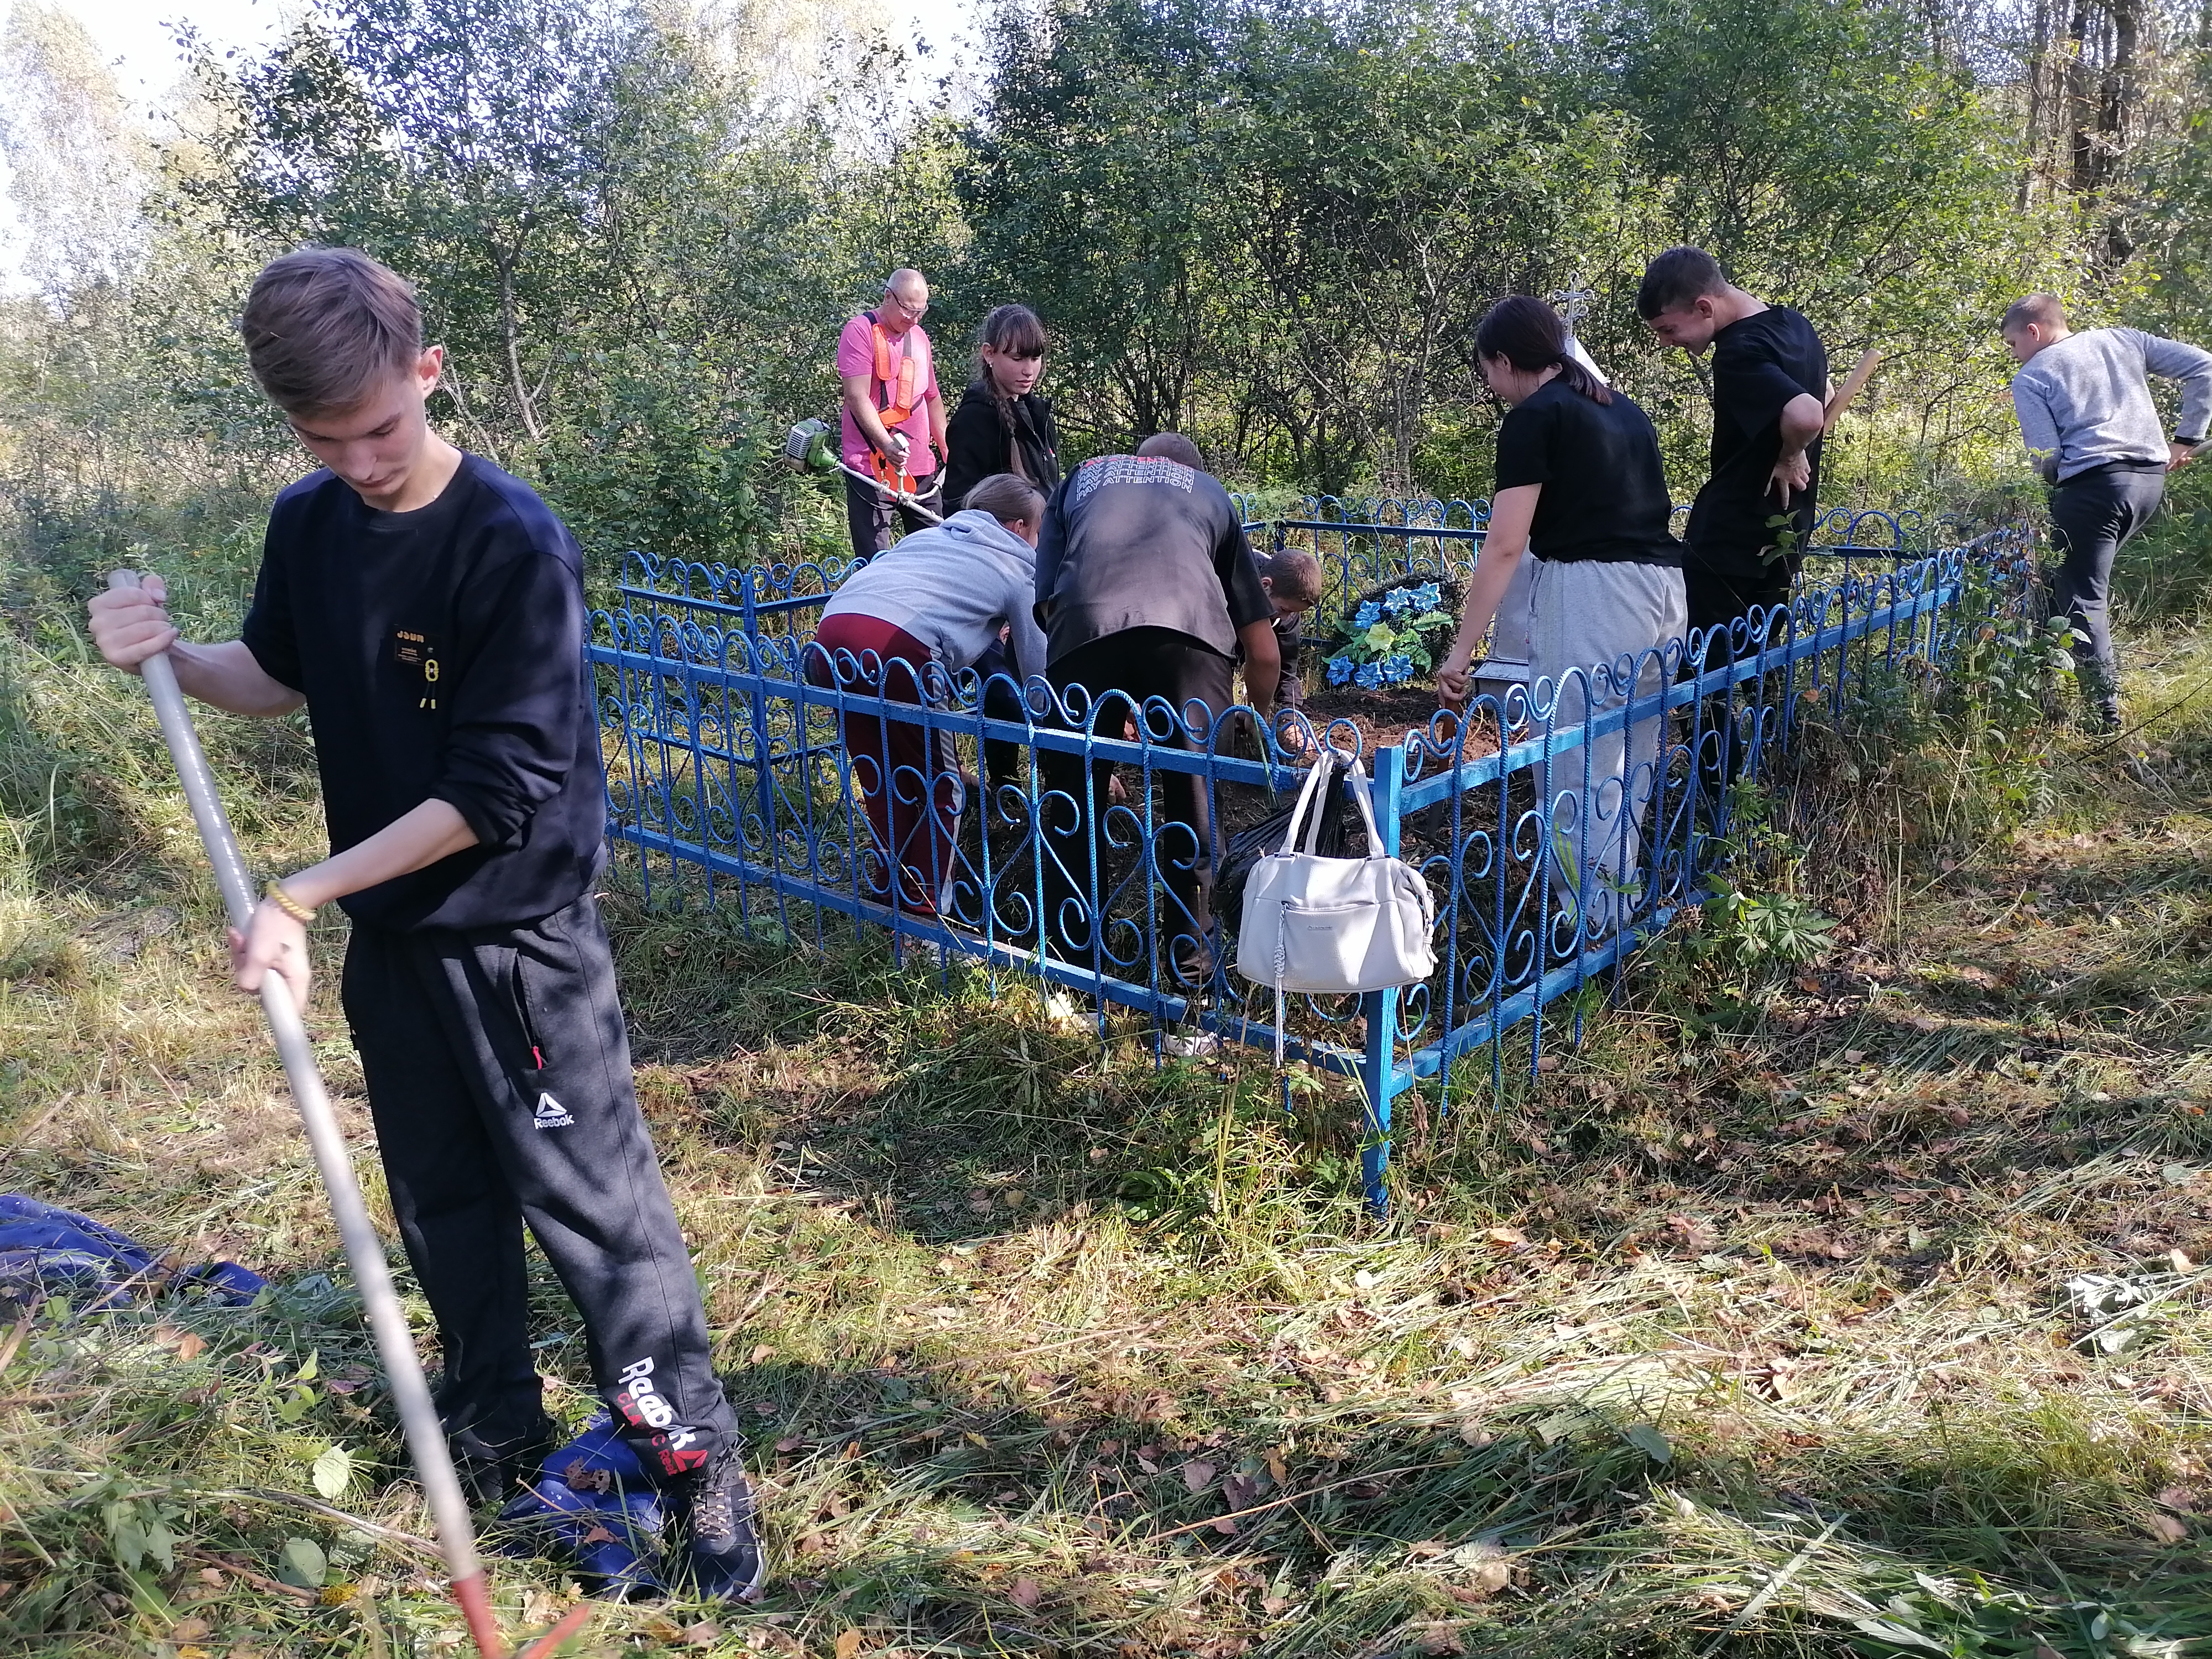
[
  {"xmin": 2048, "ymin": 463, "xmax": 2164, "ymax": 720},
  {"xmin": 1527, "ymin": 559, "xmax": 1688, "ymax": 936}
]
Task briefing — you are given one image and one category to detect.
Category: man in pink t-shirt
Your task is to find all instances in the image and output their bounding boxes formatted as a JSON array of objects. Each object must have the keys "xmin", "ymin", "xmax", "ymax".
[{"xmin": 837, "ymin": 268, "xmax": 949, "ymax": 561}]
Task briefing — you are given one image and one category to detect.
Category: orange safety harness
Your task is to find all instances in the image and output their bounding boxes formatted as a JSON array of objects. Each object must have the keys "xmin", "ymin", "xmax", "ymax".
[{"xmin": 867, "ymin": 314, "xmax": 924, "ymax": 495}]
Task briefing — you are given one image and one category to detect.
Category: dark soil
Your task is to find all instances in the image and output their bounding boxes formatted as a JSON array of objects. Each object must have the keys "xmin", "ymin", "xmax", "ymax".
[{"xmin": 1290, "ymin": 682, "xmax": 1500, "ymax": 764}]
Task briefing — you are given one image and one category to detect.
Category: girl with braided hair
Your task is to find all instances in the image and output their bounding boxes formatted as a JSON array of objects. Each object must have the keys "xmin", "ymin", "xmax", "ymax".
[{"xmin": 944, "ymin": 304, "xmax": 1061, "ymax": 512}]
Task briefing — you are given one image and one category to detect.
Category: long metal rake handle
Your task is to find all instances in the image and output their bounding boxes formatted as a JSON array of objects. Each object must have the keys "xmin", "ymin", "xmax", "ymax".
[{"xmin": 105, "ymin": 571, "xmax": 507, "ymax": 1659}]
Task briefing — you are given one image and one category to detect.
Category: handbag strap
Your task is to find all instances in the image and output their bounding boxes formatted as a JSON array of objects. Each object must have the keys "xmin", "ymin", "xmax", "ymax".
[
  {"xmin": 1278, "ymin": 752, "xmax": 1337, "ymax": 857},
  {"xmin": 1343, "ymin": 755, "xmax": 1386, "ymax": 855},
  {"xmin": 1301, "ymin": 753, "xmax": 1339, "ymax": 855}
]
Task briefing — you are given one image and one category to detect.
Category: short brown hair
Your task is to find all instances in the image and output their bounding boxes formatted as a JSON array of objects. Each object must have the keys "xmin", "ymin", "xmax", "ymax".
[
  {"xmin": 1636, "ymin": 246, "xmax": 1728, "ymax": 319},
  {"xmin": 2002, "ymin": 293, "xmax": 2068, "ymax": 335},
  {"xmin": 962, "ymin": 473, "xmax": 1045, "ymax": 525},
  {"xmin": 1256, "ymin": 549, "xmax": 1323, "ymax": 607},
  {"xmin": 1136, "ymin": 431, "xmax": 1206, "ymax": 471},
  {"xmin": 241, "ymin": 247, "xmax": 424, "ymax": 416}
]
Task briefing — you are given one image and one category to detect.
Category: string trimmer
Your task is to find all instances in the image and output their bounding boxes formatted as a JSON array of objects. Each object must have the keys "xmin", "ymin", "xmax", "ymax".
[
  {"xmin": 783, "ymin": 418, "xmax": 944, "ymax": 524},
  {"xmin": 107, "ymin": 571, "xmax": 591, "ymax": 1659}
]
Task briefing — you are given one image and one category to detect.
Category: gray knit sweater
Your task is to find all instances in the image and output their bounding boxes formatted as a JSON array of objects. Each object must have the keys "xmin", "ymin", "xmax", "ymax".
[
  {"xmin": 820, "ymin": 509, "xmax": 1049, "ymax": 682},
  {"xmin": 2009, "ymin": 327, "xmax": 2212, "ymax": 483}
]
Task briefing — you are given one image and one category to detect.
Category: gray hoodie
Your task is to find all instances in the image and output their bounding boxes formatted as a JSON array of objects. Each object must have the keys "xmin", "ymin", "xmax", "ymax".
[
  {"xmin": 820, "ymin": 509, "xmax": 1049, "ymax": 682},
  {"xmin": 2010, "ymin": 327, "xmax": 2212, "ymax": 483}
]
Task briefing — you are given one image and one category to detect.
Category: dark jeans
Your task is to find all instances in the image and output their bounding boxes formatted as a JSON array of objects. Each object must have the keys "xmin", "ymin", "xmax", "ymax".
[
  {"xmin": 2049, "ymin": 463, "xmax": 2165, "ymax": 720},
  {"xmin": 844, "ymin": 469, "xmax": 943, "ymax": 563},
  {"xmin": 1683, "ymin": 562, "xmax": 1796, "ymax": 816},
  {"xmin": 1038, "ymin": 628, "xmax": 1233, "ymax": 970},
  {"xmin": 341, "ymin": 891, "xmax": 740, "ymax": 1482}
]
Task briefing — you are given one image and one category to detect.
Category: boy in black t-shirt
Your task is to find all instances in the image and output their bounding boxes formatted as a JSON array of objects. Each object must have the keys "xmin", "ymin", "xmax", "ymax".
[
  {"xmin": 1638, "ymin": 247, "xmax": 1830, "ymax": 807},
  {"xmin": 1254, "ymin": 549, "xmax": 1323, "ymax": 721},
  {"xmin": 85, "ymin": 248, "xmax": 765, "ymax": 1601},
  {"xmin": 1636, "ymin": 246, "xmax": 1831, "ymax": 645}
]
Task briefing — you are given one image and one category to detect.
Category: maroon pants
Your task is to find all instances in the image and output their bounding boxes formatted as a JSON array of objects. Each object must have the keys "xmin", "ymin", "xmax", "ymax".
[{"xmin": 807, "ymin": 612, "xmax": 961, "ymax": 915}]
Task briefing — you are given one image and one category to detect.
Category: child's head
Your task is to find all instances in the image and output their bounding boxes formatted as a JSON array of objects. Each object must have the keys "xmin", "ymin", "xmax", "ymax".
[
  {"xmin": 1255, "ymin": 549, "xmax": 1323, "ymax": 621},
  {"xmin": 963, "ymin": 472, "xmax": 1047, "ymax": 545},
  {"xmin": 977, "ymin": 304, "xmax": 1048, "ymax": 399},
  {"xmin": 241, "ymin": 247, "xmax": 442, "ymax": 502}
]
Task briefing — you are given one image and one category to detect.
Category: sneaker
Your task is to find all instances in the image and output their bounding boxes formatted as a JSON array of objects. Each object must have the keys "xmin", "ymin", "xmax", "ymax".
[
  {"xmin": 451, "ymin": 1416, "xmax": 556, "ymax": 1505},
  {"xmin": 671, "ymin": 1443, "xmax": 766, "ymax": 1602}
]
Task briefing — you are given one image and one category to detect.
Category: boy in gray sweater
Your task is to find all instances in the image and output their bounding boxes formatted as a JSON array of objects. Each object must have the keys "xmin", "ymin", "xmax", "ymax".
[{"xmin": 2003, "ymin": 294, "xmax": 2212, "ymax": 729}]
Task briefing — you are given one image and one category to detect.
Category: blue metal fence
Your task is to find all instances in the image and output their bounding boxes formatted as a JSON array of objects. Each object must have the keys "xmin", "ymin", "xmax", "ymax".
[{"xmin": 589, "ymin": 505, "xmax": 2032, "ymax": 1208}]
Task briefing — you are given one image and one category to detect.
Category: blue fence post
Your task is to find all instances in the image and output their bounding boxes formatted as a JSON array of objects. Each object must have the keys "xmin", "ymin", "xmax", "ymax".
[{"xmin": 1358, "ymin": 742, "xmax": 1406, "ymax": 1214}]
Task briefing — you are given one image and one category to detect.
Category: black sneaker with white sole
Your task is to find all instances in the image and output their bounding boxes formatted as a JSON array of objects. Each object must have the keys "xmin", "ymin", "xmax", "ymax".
[{"xmin": 671, "ymin": 1443, "xmax": 766, "ymax": 1601}]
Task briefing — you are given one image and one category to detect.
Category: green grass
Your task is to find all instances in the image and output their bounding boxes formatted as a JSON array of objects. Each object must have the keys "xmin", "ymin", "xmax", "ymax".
[{"xmin": 0, "ymin": 561, "xmax": 2208, "ymax": 1658}]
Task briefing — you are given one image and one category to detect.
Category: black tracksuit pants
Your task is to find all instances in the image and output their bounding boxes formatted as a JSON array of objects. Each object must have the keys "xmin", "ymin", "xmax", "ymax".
[
  {"xmin": 2048, "ymin": 463, "xmax": 2165, "ymax": 720},
  {"xmin": 844, "ymin": 469, "xmax": 943, "ymax": 564},
  {"xmin": 1683, "ymin": 561, "xmax": 1797, "ymax": 809},
  {"xmin": 341, "ymin": 890, "xmax": 738, "ymax": 1482}
]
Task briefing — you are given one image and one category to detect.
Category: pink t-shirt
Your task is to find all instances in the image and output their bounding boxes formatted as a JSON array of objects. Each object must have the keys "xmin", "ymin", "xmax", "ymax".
[{"xmin": 837, "ymin": 313, "xmax": 941, "ymax": 474}]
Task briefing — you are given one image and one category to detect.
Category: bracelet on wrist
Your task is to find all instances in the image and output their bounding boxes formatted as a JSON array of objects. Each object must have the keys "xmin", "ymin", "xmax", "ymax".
[{"xmin": 264, "ymin": 880, "xmax": 315, "ymax": 924}]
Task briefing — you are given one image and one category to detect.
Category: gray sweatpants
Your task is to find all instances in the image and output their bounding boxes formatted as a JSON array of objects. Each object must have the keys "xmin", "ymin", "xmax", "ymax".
[{"xmin": 1527, "ymin": 559, "xmax": 1688, "ymax": 936}]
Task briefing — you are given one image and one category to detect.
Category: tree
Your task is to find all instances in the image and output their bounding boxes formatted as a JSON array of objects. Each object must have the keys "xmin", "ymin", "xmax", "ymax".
[
  {"xmin": 0, "ymin": 3, "xmax": 152, "ymax": 304},
  {"xmin": 184, "ymin": 0, "xmax": 706, "ymax": 451},
  {"xmin": 959, "ymin": 0, "xmax": 1259, "ymax": 456},
  {"xmin": 169, "ymin": 0, "xmax": 967, "ymax": 564},
  {"xmin": 1215, "ymin": 2, "xmax": 1642, "ymax": 491},
  {"xmin": 1597, "ymin": 0, "xmax": 2068, "ymax": 489}
]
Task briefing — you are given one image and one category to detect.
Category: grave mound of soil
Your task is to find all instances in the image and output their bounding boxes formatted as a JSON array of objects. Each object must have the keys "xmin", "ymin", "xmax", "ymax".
[{"xmin": 1287, "ymin": 683, "xmax": 1500, "ymax": 761}]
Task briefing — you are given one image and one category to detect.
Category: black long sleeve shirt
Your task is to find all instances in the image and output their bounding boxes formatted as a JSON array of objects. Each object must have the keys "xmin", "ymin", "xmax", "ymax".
[
  {"xmin": 942, "ymin": 383, "xmax": 1061, "ymax": 514},
  {"xmin": 241, "ymin": 456, "xmax": 604, "ymax": 931}
]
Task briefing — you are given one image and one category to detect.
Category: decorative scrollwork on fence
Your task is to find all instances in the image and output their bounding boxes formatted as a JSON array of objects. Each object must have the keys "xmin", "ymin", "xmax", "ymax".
[{"xmin": 589, "ymin": 509, "xmax": 2034, "ymax": 1209}]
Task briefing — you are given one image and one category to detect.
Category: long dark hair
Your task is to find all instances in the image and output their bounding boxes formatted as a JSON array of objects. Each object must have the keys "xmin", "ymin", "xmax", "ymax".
[
  {"xmin": 974, "ymin": 304, "xmax": 1048, "ymax": 401},
  {"xmin": 1474, "ymin": 295, "xmax": 1611, "ymax": 404}
]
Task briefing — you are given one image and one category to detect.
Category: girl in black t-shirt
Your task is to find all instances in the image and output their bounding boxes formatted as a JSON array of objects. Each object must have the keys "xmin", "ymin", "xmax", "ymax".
[{"xmin": 1437, "ymin": 295, "xmax": 1688, "ymax": 938}]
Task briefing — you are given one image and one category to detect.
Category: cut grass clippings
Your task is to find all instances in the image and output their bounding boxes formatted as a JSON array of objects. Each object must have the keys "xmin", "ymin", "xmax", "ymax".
[{"xmin": 0, "ymin": 581, "xmax": 2207, "ymax": 1657}]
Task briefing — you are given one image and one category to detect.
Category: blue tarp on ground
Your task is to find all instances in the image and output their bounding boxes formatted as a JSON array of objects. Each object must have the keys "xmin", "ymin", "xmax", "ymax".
[
  {"xmin": 498, "ymin": 1412, "xmax": 666, "ymax": 1599},
  {"xmin": 0, "ymin": 1193, "xmax": 268, "ymax": 1314}
]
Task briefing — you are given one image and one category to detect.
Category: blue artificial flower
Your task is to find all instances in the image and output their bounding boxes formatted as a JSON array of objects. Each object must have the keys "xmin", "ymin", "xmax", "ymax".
[
  {"xmin": 1327, "ymin": 654, "xmax": 1355, "ymax": 686},
  {"xmin": 1354, "ymin": 661, "xmax": 1384, "ymax": 690},
  {"xmin": 1382, "ymin": 653, "xmax": 1415, "ymax": 682},
  {"xmin": 1412, "ymin": 582, "xmax": 1442, "ymax": 612},
  {"xmin": 1353, "ymin": 600, "xmax": 1382, "ymax": 630},
  {"xmin": 1382, "ymin": 587, "xmax": 1411, "ymax": 615}
]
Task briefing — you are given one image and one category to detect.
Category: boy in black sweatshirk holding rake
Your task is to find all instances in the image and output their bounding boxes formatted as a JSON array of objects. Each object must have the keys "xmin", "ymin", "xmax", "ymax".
[{"xmin": 85, "ymin": 247, "xmax": 765, "ymax": 1601}]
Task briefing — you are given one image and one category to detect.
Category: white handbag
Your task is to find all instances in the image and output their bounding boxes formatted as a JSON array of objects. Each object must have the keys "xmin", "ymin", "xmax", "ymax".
[{"xmin": 1236, "ymin": 754, "xmax": 1437, "ymax": 1061}]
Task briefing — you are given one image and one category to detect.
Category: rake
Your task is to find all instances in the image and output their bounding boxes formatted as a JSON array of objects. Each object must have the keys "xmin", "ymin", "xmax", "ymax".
[{"xmin": 107, "ymin": 570, "xmax": 591, "ymax": 1659}]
